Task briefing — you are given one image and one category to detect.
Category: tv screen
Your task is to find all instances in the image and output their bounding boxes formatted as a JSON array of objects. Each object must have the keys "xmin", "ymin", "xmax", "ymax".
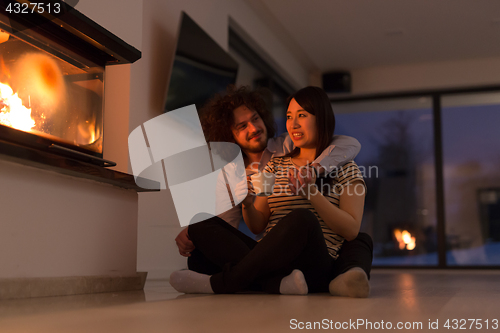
[{"xmin": 164, "ymin": 12, "xmax": 239, "ymax": 112}]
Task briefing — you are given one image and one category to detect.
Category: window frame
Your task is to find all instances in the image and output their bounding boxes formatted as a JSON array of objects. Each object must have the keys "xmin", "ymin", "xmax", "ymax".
[{"xmin": 331, "ymin": 84, "xmax": 500, "ymax": 269}]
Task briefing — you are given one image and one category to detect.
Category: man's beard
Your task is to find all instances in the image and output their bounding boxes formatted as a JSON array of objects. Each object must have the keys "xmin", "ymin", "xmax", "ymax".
[
  {"xmin": 243, "ymin": 134, "xmax": 267, "ymax": 153},
  {"xmin": 244, "ymin": 140, "xmax": 267, "ymax": 153}
]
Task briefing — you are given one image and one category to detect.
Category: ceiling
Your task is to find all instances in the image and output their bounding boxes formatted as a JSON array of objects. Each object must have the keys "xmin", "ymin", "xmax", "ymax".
[{"xmin": 249, "ymin": 0, "xmax": 500, "ymax": 71}]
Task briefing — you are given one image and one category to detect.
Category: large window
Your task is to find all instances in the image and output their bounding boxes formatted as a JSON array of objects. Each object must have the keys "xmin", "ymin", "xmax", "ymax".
[
  {"xmin": 334, "ymin": 98, "xmax": 437, "ymax": 266},
  {"xmin": 442, "ymin": 92, "xmax": 500, "ymax": 266},
  {"xmin": 332, "ymin": 87, "xmax": 500, "ymax": 268}
]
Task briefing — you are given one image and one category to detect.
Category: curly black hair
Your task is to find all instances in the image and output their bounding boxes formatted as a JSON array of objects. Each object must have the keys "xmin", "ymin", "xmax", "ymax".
[{"xmin": 199, "ymin": 85, "xmax": 276, "ymax": 143}]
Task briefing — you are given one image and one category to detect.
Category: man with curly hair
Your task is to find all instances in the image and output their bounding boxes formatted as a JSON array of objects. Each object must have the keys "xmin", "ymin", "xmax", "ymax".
[{"xmin": 198, "ymin": 86, "xmax": 278, "ymax": 169}]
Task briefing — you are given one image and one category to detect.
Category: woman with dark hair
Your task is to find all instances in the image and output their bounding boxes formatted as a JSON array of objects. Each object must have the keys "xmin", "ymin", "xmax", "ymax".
[
  {"xmin": 170, "ymin": 86, "xmax": 372, "ymax": 296},
  {"xmin": 285, "ymin": 86, "xmax": 336, "ymax": 161}
]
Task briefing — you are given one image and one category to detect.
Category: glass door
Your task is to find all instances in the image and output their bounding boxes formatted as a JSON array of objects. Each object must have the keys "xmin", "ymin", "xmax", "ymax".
[
  {"xmin": 442, "ymin": 92, "xmax": 500, "ymax": 266},
  {"xmin": 333, "ymin": 97, "xmax": 438, "ymax": 266}
]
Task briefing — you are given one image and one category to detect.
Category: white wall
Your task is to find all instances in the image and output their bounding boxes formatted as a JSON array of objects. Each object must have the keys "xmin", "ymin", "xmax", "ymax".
[
  {"xmin": 0, "ymin": 160, "xmax": 138, "ymax": 278},
  {"xmin": 75, "ymin": 0, "xmax": 142, "ymax": 50},
  {"xmin": 351, "ymin": 56, "xmax": 500, "ymax": 94}
]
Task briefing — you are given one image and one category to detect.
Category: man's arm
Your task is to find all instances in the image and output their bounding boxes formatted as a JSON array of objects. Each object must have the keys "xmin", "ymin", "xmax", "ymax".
[
  {"xmin": 175, "ymin": 168, "xmax": 242, "ymax": 257},
  {"xmin": 275, "ymin": 133, "xmax": 361, "ymax": 173},
  {"xmin": 267, "ymin": 132, "xmax": 292, "ymax": 156},
  {"xmin": 313, "ymin": 135, "xmax": 360, "ymax": 173}
]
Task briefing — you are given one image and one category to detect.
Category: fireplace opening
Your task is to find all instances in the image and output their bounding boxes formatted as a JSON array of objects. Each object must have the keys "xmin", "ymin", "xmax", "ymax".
[
  {"xmin": 0, "ymin": 1, "xmax": 140, "ymax": 167},
  {"xmin": 0, "ymin": 30, "xmax": 104, "ymax": 155}
]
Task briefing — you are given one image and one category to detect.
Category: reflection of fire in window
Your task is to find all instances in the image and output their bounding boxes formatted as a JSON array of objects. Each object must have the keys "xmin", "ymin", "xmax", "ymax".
[{"xmin": 394, "ymin": 229, "xmax": 416, "ymax": 250}]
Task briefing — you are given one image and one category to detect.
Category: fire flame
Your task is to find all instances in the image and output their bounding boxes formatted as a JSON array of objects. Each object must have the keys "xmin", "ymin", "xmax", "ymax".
[
  {"xmin": 394, "ymin": 229, "xmax": 416, "ymax": 251},
  {"xmin": 77, "ymin": 120, "xmax": 97, "ymax": 145},
  {"xmin": 0, "ymin": 82, "xmax": 35, "ymax": 131},
  {"xmin": 0, "ymin": 30, "xmax": 9, "ymax": 44},
  {"xmin": 15, "ymin": 53, "xmax": 66, "ymax": 112}
]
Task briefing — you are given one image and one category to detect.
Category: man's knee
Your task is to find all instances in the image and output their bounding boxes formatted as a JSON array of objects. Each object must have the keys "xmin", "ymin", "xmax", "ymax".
[
  {"xmin": 354, "ymin": 232, "xmax": 374, "ymax": 250},
  {"xmin": 188, "ymin": 215, "xmax": 225, "ymax": 241},
  {"xmin": 342, "ymin": 232, "xmax": 374, "ymax": 260}
]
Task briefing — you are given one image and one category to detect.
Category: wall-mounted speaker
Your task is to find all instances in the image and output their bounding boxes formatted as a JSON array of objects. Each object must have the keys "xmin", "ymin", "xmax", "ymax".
[{"xmin": 322, "ymin": 71, "xmax": 351, "ymax": 93}]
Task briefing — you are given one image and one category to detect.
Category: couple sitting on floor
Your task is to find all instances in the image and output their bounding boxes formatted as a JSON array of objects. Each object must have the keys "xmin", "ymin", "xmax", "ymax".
[{"xmin": 170, "ymin": 85, "xmax": 373, "ymax": 297}]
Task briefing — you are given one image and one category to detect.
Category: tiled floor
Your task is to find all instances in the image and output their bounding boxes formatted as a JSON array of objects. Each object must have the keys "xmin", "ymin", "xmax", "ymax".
[{"xmin": 1, "ymin": 269, "xmax": 499, "ymax": 332}]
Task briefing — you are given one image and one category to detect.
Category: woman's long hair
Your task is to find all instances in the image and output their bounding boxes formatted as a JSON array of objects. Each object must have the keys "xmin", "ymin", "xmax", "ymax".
[{"xmin": 286, "ymin": 86, "xmax": 335, "ymax": 160}]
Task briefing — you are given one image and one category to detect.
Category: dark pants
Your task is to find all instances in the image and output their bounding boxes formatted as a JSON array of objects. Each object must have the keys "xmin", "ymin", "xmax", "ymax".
[{"xmin": 188, "ymin": 208, "xmax": 373, "ymax": 294}]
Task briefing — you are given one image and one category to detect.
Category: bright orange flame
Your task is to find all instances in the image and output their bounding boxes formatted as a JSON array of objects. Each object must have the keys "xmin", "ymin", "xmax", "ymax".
[
  {"xmin": 394, "ymin": 229, "xmax": 416, "ymax": 251},
  {"xmin": 77, "ymin": 121, "xmax": 97, "ymax": 145},
  {"xmin": 0, "ymin": 30, "xmax": 9, "ymax": 44},
  {"xmin": 0, "ymin": 52, "xmax": 97, "ymax": 146},
  {"xmin": 15, "ymin": 53, "xmax": 66, "ymax": 111},
  {"xmin": 0, "ymin": 55, "xmax": 11, "ymax": 80},
  {"xmin": 0, "ymin": 82, "xmax": 35, "ymax": 131},
  {"xmin": 90, "ymin": 124, "xmax": 96, "ymax": 143}
]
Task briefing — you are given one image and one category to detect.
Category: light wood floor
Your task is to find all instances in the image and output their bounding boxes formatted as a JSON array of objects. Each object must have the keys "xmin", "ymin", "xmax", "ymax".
[{"xmin": 1, "ymin": 269, "xmax": 499, "ymax": 333}]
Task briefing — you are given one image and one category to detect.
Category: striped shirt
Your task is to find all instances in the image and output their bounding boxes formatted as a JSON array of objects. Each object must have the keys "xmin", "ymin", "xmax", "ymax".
[{"xmin": 262, "ymin": 157, "xmax": 365, "ymax": 259}]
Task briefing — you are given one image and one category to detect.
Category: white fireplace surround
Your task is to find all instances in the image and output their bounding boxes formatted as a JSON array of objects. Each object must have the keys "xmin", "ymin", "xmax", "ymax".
[{"xmin": 0, "ymin": 158, "xmax": 139, "ymax": 276}]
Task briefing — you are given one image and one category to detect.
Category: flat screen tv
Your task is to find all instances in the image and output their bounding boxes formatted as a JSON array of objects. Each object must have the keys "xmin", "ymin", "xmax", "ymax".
[{"xmin": 164, "ymin": 12, "xmax": 239, "ymax": 112}]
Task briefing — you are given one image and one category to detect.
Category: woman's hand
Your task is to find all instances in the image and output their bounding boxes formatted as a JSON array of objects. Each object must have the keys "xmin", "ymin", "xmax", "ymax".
[
  {"xmin": 288, "ymin": 166, "xmax": 318, "ymax": 198},
  {"xmin": 240, "ymin": 176, "xmax": 255, "ymax": 207},
  {"xmin": 241, "ymin": 175, "xmax": 271, "ymax": 234},
  {"xmin": 233, "ymin": 177, "xmax": 249, "ymax": 204}
]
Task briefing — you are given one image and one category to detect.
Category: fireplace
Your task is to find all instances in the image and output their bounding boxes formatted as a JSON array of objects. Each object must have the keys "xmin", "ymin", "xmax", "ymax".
[
  {"xmin": 0, "ymin": 0, "xmax": 140, "ymax": 167},
  {"xmin": 0, "ymin": 2, "xmax": 152, "ymax": 300}
]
